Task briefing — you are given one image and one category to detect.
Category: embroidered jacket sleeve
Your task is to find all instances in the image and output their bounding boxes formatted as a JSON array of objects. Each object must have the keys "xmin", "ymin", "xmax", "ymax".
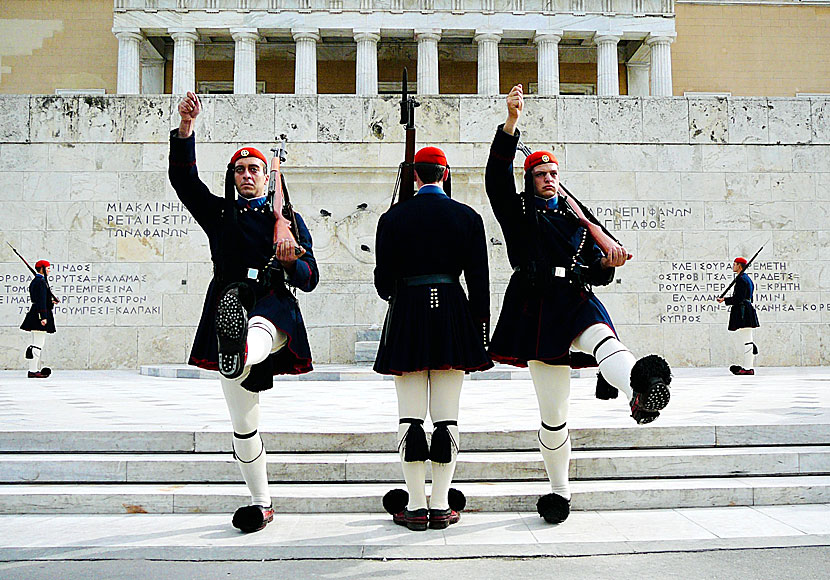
[
  {"xmin": 283, "ymin": 213, "xmax": 319, "ymax": 293},
  {"xmin": 485, "ymin": 125, "xmax": 524, "ymax": 232},
  {"xmin": 168, "ymin": 130, "xmax": 223, "ymax": 233},
  {"xmin": 30, "ymin": 278, "xmax": 48, "ymax": 319},
  {"xmin": 373, "ymin": 212, "xmax": 393, "ymax": 301},
  {"xmin": 464, "ymin": 210, "xmax": 491, "ymax": 323},
  {"xmin": 583, "ymin": 237, "xmax": 615, "ymax": 287}
]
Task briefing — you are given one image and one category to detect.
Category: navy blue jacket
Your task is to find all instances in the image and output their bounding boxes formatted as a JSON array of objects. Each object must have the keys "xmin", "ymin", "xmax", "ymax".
[{"xmin": 724, "ymin": 272, "xmax": 759, "ymax": 331}]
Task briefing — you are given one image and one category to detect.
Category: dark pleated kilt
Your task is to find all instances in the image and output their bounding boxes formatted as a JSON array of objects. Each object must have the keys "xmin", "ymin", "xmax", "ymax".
[
  {"xmin": 20, "ymin": 308, "xmax": 56, "ymax": 334},
  {"xmin": 189, "ymin": 279, "xmax": 313, "ymax": 378},
  {"xmin": 728, "ymin": 302, "xmax": 760, "ymax": 331},
  {"xmin": 489, "ymin": 275, "xmax": 616, "ymax": 367},
  {"xmin": 374, "ymin": 283, "xmax": 493, "ymax": 376}
]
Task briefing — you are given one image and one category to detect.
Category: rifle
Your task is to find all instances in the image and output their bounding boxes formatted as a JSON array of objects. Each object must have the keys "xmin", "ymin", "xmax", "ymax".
[
  {"xmin": 6, "ymin": 242, "xmax": 60, "ymax": 303},
  {"xmin": 268, "ymin": 134, "xmax": 304, "ymax": 257},
  {"xmin": 390, "ymin": 68, "xmax": 419, "ymax": 207},
  {"xmin": 516, "ymin": 141, "xmax": 632, "ymax": 260},
  {"xmin": 717, "ymin": 242, "xmax": 766, "ymax": 300}
]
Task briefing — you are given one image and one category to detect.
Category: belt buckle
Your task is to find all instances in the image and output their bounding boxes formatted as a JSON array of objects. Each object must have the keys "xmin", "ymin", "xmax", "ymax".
[
  {"xmin": 554, "ymin": 266, "xmax": 566, "ymax": 278},
  {"xmin": 246, "ymin": 268, "xmax": 259, "ymax": 281}
]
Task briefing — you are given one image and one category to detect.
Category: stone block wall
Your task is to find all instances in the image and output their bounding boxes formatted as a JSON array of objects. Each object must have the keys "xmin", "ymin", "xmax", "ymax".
[{"xmin": 1, "ymin": 94, "xmax": 828, "ymax": 369}]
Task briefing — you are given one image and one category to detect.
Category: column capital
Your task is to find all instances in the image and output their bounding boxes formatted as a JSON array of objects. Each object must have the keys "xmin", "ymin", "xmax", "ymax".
[
  {"xmin": 593, "ymin": 32, "xmax": 623, "ymax": 45},
  {"xmin": 292, "ymin": 28, "xmax": 321, "ymax": 42},
  {"xmin": 354, "ymin": 29, "xmax": 381, "ymax": 43},
  {"xmin": 645, "ymin": 32, "xmax": 676, "ymax": 46},
  {"xmin": 230, "ymin": 28, "xmax": 261, "ymax": 42},
  {"xmin": 627, "ymin": 61, "xmax": 649, "ymax": 70},
  {"xmin": 112, "ymin": 28, "xmax": 144, "ymax": 42},
  {"xmin": 414, "ymin": 29, "xmax": 441, "ymax": 42},
  {"xmin": 169, "ymin": 28, "xmax": 199, "ymax": 42},
  {"xmin": 534, "ymin": 30, "xmax": 563, "ymax": 45},
  {"xmin": 474, "ymin": 30, "xmax": 503, "ymax": 43}
]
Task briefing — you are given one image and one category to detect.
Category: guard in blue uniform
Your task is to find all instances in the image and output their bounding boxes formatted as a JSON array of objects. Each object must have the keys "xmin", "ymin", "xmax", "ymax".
[
  {"xmin": 717, "ymin": 256, "xmax": 759, "ymax": 375},
  {"xmin": 485, "ymin": 85, "xmax": 672, "ymax": 525},
  {"xmin": 20, "ymin": 259, "xmax": 57, "ymax": 378},
  {"xmin": 169, "ymin": 92, "xmax": 318, "ymax": 534},
  {"xmin": 375, "ymin": 146, "xmax": 491, "ymax": 531}
]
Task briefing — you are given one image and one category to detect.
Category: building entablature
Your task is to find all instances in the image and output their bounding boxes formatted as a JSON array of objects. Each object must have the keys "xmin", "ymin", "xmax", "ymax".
[{"xmin": 114, "ymin": 0, "xmax": 675, "ymax": 18}]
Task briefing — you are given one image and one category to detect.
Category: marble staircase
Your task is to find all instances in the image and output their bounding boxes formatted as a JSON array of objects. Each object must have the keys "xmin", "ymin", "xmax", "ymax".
[{"xmin": 1, "ymin": 425, "xmax": 829, "ymax": 514}]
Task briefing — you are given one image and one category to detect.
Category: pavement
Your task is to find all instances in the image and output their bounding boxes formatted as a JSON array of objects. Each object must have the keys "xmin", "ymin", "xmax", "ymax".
[{"xmin": 0, "ymin": 365, "xmax": 829, "ymax": 565}]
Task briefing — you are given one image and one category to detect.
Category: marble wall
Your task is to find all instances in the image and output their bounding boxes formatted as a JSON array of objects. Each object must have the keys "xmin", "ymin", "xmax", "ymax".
[{"xmin": 1, "ymin": 94, "xmax": 828, "ymax": 368}]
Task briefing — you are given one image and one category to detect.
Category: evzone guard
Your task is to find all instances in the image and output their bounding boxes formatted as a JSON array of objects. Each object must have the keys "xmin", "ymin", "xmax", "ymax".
[
  {"xmin": 168, "ymin": 92, "xmax": 318, "ymax": 533},
  {"xmin": 375, "ymin": 146, "xmax": 492, "ymax": 531},
  {"xmin": 19, "ymin": 259, "xmax": 58, "ymax": 378},
  {"xmin": 717, "ymin": 256, "xmax": 760, "ymax": 375},
  {"xmin": 485, "ymin": 85, "xmax": 672, "ymax": 524}
]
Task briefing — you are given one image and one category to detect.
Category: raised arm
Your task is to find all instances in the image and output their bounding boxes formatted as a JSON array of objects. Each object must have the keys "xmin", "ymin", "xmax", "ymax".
[{"xmin": 168, "ymin": 92, "xmax": 222, "ymax": 230}]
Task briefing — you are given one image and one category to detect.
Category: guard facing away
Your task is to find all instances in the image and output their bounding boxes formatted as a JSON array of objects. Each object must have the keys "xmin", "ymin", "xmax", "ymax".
[
  {"xmin": 20, "ymin": 260, "xmax": 57, "ymax": 378},
  {"xmin": 717, "ymin": 257, "xmax": 760, "ymax": 375},
  {"xmin": 485, "ymin": 85, "xmax": 672, "ymax": 525},
  {"xmin": 375, "ymin": 146, "xmax": 492, "ymax": 531},
  {"xmin": 168, "ymin": 92, "xmax": 319, "ymax": 534}
]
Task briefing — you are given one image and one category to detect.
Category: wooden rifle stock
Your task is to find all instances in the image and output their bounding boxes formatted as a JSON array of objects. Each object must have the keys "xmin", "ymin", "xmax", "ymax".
[{"xmin": 269, "ymin": 136, "xmax": 304, "ymax": 257}]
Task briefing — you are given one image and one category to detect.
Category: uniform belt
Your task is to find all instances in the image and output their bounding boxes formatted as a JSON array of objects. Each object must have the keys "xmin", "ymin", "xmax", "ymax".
[
  {"xmin": 513, "ymin": 265, "xmax": 569, "ymax": 279},
  {"xmin": 401, "ymin": 274, "xmax": 457, "ymax": 286}
]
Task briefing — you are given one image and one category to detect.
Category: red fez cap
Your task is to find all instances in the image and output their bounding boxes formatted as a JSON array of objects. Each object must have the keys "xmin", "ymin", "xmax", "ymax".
[
  {"xmin": 230, "ymin": 147, "xmax": 268, "ymax": 168},
  {"xmin": 734, "ymin": 257, "xmax": 748, "ymax": 266},
  {"xmin": 414, "ymin": 146, "xmax": 447, "ymax": 166},
  {"xmin": 35, "ymin": 260, "xmax": 50, "ymax": 270},
  {"xmin": 524, "ymin": 150, "xmax": 558, "ymax": 172}
]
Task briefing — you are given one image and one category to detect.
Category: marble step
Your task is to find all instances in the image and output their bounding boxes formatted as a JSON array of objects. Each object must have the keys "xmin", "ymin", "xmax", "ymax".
[
  {"xmin": 0, "ymin": 476, "xmax": 828, "ymax": 514},
  {"xmin": 2, "ymin": 446, "xmax": 829, "ymax": 484},
  {"xmin": 354, "ymin": 341, "xmax": 379, "ymax": 363},
  {"xmin": 2, "ymin": 424, "xmax": 829, "ymax": 453}
]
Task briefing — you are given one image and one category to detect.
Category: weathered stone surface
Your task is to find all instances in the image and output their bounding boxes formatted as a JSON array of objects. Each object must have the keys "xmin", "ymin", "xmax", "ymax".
[
  {"xmin": 768, "ymin": 98, "xmax": 812, "ymax": 145},
  {"xmin": 811, "ymin": 98, "xmax": 830, "ymax": 145},
  {"xmin": 29, "ymin": 96, "xmax": 79, "ymax": 143},
  {"xmin": 0, "ymin": 96, "xmax": 29, "ymax": 143},
  {"xmin": 643, "ymin": 97, "xmax": 688, "ymax": 144},
  {"xmin": 728, "ymin": 98, "xmax": 770, "ymax": 144},
  {"xmin": 275, "ymin": 95, "xmax": 318, "ymax": 142},
  {"xmin": 317, "ymin": 96, "xmax": 364, "ymax": 143},
  {"xmin": 76, "ymin": 97, "xmax": 125, "ymax": 143},
  {"xmin": 598, "ymin": 97, "xmax": 642, "ymax": 144},
  {"xmin": 211, "ymin": 95, "xmax": 274, "ymax": 142},
  {"xmin": 689, "ymin": 98, "xmax": 727, "ymax": 144},
  {"xmin": 558, "ymin": 97, "xmax": 599, "ymax": 142}
]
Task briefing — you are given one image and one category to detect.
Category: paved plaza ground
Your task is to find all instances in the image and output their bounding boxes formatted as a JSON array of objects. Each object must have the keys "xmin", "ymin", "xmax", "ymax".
[{"xmin": 0, "ymin": 365, "xmax": 828, "ymax": 576}]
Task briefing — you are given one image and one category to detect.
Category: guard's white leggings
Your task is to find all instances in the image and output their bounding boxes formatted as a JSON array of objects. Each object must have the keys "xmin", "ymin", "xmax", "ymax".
[
  {"xmin": 28, "ymin": 331, "xmax": 46, "ymax": 373},
  {"xmin": 394, "ymin": 370, "xmax": 464, "ymax": 511},
  {"xmin": 736, "ymin": 328, "xmax": 756, "ymax": 369},
  {"xmin": 219, "ymin": 316, "xmax": 288, "ymax": 507},
  {"xmin": 529, "ymin": 323, "xmax": 637, "ymax": 500}
]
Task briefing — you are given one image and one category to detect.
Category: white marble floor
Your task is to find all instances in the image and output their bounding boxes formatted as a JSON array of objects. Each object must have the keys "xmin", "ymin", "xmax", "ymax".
[
  {"xmin": 0, "ymin": 505, "xmax": 828, "ymax": 556},
  {"xmin": 1, "ymin": 367, "xmax": 828, "ymax": 432}
]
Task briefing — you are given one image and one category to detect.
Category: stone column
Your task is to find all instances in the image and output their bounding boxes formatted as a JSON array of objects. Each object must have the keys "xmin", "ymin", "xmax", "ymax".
[
  {"xmin": 626, "ymin": 61, "xmax": 650, "ymax": 96},
  {"xmin": 475, "ymin": 30, "xmax": 502, "ymax": 95},
  {"xmin": 354, "ymin": 29, "xmax": 380, "ymax": 96},
  {"xmin": 114, "ymin": 28, "xmax": 143, "ymax": 95},
  {"xmin": 415, "ymin": 29, "xmax": 441, "ymax": 95},
  {"xmin": 534, "ymin": 31, "xmax": 562, "ymax": 96},
  {"xmin": 170, "ymin": 28, "xmax": 198, "ymax": 95},
  {"xmin": 293, "ymin": 28, "xmax": 320, "ymax": 95},
  {"xmin": 141, "ymin": 57, "xmax": 165, "ymax": 94},
  {"xmin": 594, "ymin": 32, "xmax": 621, "ymax": 96},
  {"xmin": 231, "ymin": 28, "xmax": 260, "ymax": 95},
  {"xmin": 646, "ymin": 33, "xmax": 675, "ymax": 96}
]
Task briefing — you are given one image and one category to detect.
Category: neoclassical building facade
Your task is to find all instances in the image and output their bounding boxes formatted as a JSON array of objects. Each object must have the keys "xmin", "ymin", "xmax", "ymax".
[{"xmin": 111, "ymin": 0, "xmax": 677, "ymax": 97}]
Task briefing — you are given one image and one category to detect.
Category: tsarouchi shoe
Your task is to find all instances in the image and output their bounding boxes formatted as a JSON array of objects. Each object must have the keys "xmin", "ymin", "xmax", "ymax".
[
  {"xmin": 216, "ymin": 286, "xmax": 249, "ymax": 379},
  {"xmin": 231, "ymin": 504, "xmax": 274, "ymax": 533},
  {"xmin": 392, "ymin": 508, "xmax": 429, "ymax": 531},
  {"xmin": 27, "ymin": 371, "xmax": 49, "ymax": 379},
  {"xmin": 428, "ymin": 508, "xmax": 460, "ymax": 530}
]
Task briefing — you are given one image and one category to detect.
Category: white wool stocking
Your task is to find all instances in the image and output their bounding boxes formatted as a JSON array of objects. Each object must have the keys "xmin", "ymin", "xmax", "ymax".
[
  {"xmin": 426, "ymin": 370, "xmax": 463, "ymax": 511},
  {"xmin": 28, "ymin": 331, "xmax": 46, "ymax": 373},
  {"xmin": 572, "ymin": 323, "xmax": 636, "ymax": 400},
  {"xmin": 528, "ymin": 361, "xmax": 571, "ymax": 500},
  {"xmin": 394, "ymin": 371, "xmax": 430, "ymax": 510},
  {"xmin": 737, "ymin": 327, "xmax": 756, "ymax": 370}
]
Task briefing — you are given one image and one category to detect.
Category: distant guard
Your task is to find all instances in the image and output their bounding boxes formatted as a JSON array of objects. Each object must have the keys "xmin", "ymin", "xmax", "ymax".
[
  {"xmin": 20, "ymin": 260, "xmax": 57, "ymax": 378},
  {"xmin": 717, "ymin": 257, "xmax": 760, "ymax": 375}
]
